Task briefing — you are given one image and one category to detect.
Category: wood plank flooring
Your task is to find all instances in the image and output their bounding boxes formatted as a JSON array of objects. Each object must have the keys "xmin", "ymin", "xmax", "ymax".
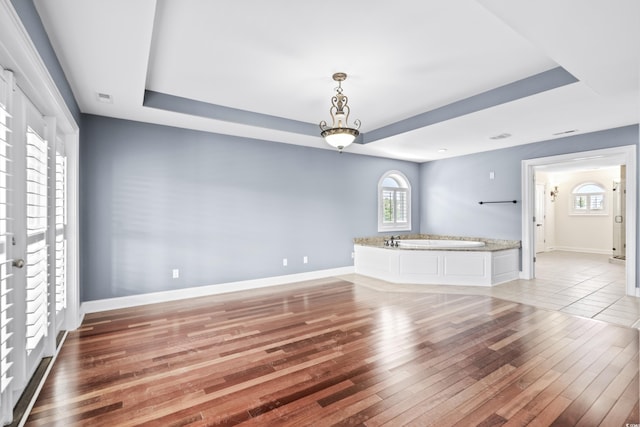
[{"xmin": 26, "ymin": 279, "xmax": 639, "ymax": 426}]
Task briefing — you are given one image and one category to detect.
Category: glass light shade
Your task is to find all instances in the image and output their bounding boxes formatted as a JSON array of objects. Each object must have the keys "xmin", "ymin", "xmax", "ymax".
[{"xmin": 321, "ymin": 128, "xmax": 359, "ymax": 150}]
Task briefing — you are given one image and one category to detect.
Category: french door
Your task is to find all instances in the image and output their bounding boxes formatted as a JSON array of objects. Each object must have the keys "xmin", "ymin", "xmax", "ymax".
[{"xmin": 0, "ymin": 67, "xmax": 68, "ymax": 425}]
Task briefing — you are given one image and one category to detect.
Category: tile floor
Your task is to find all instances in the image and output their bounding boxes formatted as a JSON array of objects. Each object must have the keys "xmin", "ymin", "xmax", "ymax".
[
  {"xmin": 341, "ymin": 251, "xmax": 640, "ymax": 329},
  {"xmin": 491, "ymin": 251, "xmax": 639, "ymax": 328}
]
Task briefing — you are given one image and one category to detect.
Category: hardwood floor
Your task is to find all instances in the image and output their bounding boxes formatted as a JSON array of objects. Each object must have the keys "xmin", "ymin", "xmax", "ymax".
[{"xmin": 26, "ymin": 278, "xmax": 639, "ymax": 426}]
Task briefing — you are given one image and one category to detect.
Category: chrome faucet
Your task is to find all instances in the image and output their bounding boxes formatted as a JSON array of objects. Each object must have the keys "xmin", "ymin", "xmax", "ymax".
[
  {"xmin": 384, "ymin": 236, "xmax": 401, "ymax": 247},
  {"xmin": 388, "ymin": 236, "xmax": 400, "ymax": 247}
]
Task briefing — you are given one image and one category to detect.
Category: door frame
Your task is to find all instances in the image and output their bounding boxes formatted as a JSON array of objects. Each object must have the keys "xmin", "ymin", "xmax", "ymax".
[
  {"xmin": 521, "ymin": 145, "xmax": 637, "ymax": 296},
  {"xmin": 534, "ymin": 182, "xmax": 546, "ymax": 253}
]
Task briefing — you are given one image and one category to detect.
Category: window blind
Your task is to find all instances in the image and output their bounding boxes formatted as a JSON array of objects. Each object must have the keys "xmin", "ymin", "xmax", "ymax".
[
  {"xmin": 0, "ymin": 70, "xmax": 14, "ymax": 424},
  {"xmin": 54, "ymin": 151, "xmax": 66, "ymax": 314},
  {"xmin": 382, "ymin": 188, "xmax": 408, "ymax": 224},
  {"xmin": 590, "ymin": 194, "xmax": 604, "ymax": 210},
  {"xmin": 24, "ymin": 127, "xmax": 48, "ymax": 353},
  {"xmin": 395, "ymin": 190, "xmax": 407, "ymax": 223}
]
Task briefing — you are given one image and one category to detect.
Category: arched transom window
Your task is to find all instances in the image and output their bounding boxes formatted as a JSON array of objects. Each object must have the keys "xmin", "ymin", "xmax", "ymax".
[{"xmin": 378, "ymin": 171, "xmax": 411, "ymax": 231}]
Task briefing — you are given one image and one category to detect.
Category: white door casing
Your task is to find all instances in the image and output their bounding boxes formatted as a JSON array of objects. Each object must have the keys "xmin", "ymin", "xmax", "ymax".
[{"xmin": 535, "ymin": 183, "xmax": 546, "ymax": 254}]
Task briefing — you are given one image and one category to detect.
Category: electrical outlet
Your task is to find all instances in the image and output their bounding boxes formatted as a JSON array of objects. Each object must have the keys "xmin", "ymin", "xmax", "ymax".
[
  {"xmin": 283, "ymin": 258, "xmax": 288, "ymax": 267},
  {"xmin": 351, "ymin": 252, "xmax": 355, "ymax": 259},
  {"xmin": 303, "ymin": 256, "xmax": 308, "ymax": 264},
  {"xmin": 172, "ymin": 269, "xmax": 179, "ymax": 279}
]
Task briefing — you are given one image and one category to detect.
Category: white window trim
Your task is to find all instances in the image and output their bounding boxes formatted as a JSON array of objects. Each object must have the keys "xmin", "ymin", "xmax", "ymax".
[{"xmin": 378, "ymin": 170, "xmax": 411, "ymax": 232}]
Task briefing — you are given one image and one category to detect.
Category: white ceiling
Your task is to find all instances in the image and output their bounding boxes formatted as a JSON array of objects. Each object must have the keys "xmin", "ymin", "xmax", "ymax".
[{"xmin": 34, "ymin": 0, "xmax": 639, "ymax": 163}]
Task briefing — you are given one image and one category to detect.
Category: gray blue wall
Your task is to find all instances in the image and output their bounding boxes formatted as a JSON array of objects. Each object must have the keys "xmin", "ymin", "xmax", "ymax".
[
  {"xmin": 419, "ymin": 124, "xmax": 639, "ymax": 283},
  {"xmin": 80, "ymin": 115, "xmax": 420, "ymax": 301}
]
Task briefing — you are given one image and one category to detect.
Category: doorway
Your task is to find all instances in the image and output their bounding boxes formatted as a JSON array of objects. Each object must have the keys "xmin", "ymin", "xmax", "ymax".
[
  {"xmin": 521, "ymin": 146, "xmax": 638, "ymax": 297},
  {"xmin": 535, "ymin": 165, "xmax": 622, "ymax": 255}
]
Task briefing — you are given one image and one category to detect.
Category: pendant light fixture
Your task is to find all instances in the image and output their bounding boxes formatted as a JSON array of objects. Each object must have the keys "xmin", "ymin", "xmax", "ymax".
[{"xmin": 319, "ymin": 72, "xmax": 361, "ymax": 152}]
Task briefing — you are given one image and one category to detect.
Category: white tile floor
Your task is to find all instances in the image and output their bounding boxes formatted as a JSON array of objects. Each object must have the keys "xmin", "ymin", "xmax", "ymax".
[
  {"xmin": 342, "ymin": 251, "xmax": 640, "ymax": 329},
  {"xmin": 491, "ymin": 251, "xmax": 639, "ymax": 328}
]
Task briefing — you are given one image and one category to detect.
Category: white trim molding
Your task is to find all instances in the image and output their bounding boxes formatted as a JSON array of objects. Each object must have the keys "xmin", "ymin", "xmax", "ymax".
[
  {"xmin": 82, "ymin": 267, "xmax": 355, "ymax": 314},
  {"xmin": 551, "ymin": 246, "xmax": 616, "ymax": 256},
  {"xmin": 521, "ymin": 145, "xmax": 637, "ymax": 296}
]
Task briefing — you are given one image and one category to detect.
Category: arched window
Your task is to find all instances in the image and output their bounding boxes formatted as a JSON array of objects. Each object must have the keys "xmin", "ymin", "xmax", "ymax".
[
  {"xmin": 572, "ymin": 182, "xmax": 606, "ymax": 214},
  {"xmin": 378, "ymin": 171, "xmax": 411, "ymax": 231}
]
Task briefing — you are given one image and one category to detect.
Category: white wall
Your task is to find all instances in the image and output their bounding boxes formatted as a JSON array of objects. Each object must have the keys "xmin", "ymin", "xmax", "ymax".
[{"xmin": 547, "ymin": 167, "xmax": 620, "ymax": 254}]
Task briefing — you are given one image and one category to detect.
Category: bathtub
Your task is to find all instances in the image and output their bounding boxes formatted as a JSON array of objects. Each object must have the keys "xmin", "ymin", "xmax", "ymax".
[
  {"xmin": 396, "ymin": 239, "xmax": 485, "ymax": 249},
  {"xmin": 354, "ymin": 237, "xmax": 520, "ymax": 287}
]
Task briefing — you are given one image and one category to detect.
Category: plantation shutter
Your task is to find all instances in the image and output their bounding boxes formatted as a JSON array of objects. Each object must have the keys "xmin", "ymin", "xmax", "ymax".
[
  {"xmin": 382, "ymin": 190, "xmax": 394, "ymax": 223},
  {"xmin": 590, "ymin": 194, "xmax": 604, "ymax": 210},
  {"xmin": 54, "ymin": 148, "xmax": 66, "ymax": 315},
  {"xmin": 0, "ymin": 69, "xmax": 13, "ymax": 425},
  {"xmin": 25, "ymin": 126, "xmax": 48, "ymax": 353},
  {"xmin": 395, "ymin": 190, "xmax": 408, "ymax": 223}
]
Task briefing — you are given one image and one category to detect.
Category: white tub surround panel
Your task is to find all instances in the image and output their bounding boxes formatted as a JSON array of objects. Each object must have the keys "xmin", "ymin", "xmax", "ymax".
[{"xmin": 354, "ymin": 235, "xmax": 520, "ymax": 286}]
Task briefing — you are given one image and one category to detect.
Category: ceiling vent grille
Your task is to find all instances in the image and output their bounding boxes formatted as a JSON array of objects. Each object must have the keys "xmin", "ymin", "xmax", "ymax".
[
  {"xmin": 489, "ymin": 133, "xmax": 511, "ymax": 140},
  {"xmin": 96, "ymin": 92, "xmax": 113, "ymax": 103}
]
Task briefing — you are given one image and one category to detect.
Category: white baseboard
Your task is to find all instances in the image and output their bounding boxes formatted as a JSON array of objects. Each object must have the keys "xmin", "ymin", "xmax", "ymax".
[
  {"xmin": 81, "ymin": 266, "xmax": 355, "ymax": 314},
  {"xmin": 550, "ymin": 246, "xmax": 613, "ymax": 255}
]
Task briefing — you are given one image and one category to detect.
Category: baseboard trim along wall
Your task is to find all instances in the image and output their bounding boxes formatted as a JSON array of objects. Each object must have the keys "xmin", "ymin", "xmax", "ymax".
[
  {"xmin": 81, "ymin": 266, "xmax": 355, "ymax": 314},
  {"xmin": 551, "ymin": 247, "xmax": 613, "ymax": 256}
]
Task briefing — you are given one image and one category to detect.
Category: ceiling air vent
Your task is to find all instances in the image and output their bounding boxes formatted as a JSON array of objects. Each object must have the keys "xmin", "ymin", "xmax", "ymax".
[
  {"xmin": 552, "ymin": 129, "xmax": 578, "ymax": 136},
  {"xmin": 489, "ymin": 133, "xmax": 511, "ymax": 140},
  {"xmin": 96, "ymin": 92, "xmax": 113, "ymax": 103}
]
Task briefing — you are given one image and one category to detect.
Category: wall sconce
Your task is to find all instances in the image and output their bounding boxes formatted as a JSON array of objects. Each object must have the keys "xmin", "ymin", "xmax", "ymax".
[{"xmin": 550, "ymin": 186, "xmax": 559, "ymax": 202}]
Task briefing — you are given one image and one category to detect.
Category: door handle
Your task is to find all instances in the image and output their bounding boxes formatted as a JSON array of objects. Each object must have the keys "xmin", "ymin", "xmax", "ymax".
[
  {"xmin": 536, "ymin": 224, "xmax": 542, "ymax": 227},
  {"xmin": 12, "ymin": 259, "xmax": 25, "ymax": 269}
]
